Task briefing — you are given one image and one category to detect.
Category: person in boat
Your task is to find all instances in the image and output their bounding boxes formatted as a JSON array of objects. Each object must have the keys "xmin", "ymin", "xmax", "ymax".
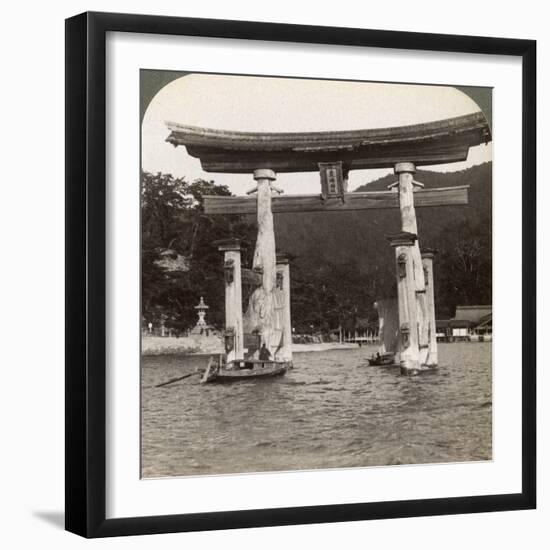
[{"xmin": 259, "ymin": 343, "xmax": 271, "ymax": 365}]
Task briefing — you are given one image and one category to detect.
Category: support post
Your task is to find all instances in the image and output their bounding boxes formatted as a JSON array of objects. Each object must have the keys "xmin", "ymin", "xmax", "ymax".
[
  {"xmin": 394, "ymin": 162, "xmax": 429, "ymax": 362},
  {"xmin": 243, "ymin": 169, "xmax": 279, "ymax": 355},
  {"xmin": 422, "ymin": 248, "xmax": 438, "ymax": 367},
  {"xmin": 388, "ymin": 232, "xmax": 421, "ymax": 375},
  {"xmin": 276, "ymin": 253, "xmax": 293, "ymax": 364},
  {"xmin": 216, "ymin": 238, "xmax": 243, "ymax": 362},
  {"xmin": 253, "ymin": 169, "xmax": 277, "ymax": 292}
]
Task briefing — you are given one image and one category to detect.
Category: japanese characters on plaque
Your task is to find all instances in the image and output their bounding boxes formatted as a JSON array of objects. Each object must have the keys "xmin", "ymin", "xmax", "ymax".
[{"xmin": 318, "ymin": 161, "xmax": 346, "ymax": 200}]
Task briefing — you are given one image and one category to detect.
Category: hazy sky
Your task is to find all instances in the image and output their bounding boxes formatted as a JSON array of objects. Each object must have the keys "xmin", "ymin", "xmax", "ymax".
[{"xmin": 142, "ymin": 74, "xmax": 492, "ymax": 196}]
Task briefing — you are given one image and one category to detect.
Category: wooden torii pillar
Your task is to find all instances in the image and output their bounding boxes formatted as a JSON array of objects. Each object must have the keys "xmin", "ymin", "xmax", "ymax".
[
  {"xmin": 276, "ymin": 253, "xmax": 293, "ymax": 364},
  {"xmin": 214, "ymin": 173, "xmax": 294, "ymax": 363},
  {"xmin": 421, "ymin": 248, "xmax": 438, "ymax": 367},
  {"xmin": 215, "ymin": 238, "xmax": 244, "ymax": 362},
  {"xmin": 393, "ymin": 162, "xmax": 431, "ymax": 370},
  {"xmin": 243, "ymin": 169, "xmax": 280, "ymax": 356},
  {"xmin": 388, "ymin": 231, "xmax": 421, "ymax": 374}
]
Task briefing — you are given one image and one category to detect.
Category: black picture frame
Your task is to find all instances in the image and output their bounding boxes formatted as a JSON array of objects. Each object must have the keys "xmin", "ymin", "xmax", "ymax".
[{"xmin": 65, "ymin": 11, "xmax": 536, "ymax": 538}]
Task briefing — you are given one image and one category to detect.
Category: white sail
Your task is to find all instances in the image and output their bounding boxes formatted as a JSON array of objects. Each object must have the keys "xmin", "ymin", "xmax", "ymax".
[{"xmin": 375, "ymin": 299, "xmax": 399, "ymax": 355}]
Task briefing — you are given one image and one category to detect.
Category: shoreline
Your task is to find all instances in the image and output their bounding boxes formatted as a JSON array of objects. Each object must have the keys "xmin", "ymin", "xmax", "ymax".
[
  {"xmin": 142, "ymin": 336, "xmax": 374, "ymax": 356},
  {"xmin": 293, "ymin": 342, "xmax": 374, "ymax": 353}
]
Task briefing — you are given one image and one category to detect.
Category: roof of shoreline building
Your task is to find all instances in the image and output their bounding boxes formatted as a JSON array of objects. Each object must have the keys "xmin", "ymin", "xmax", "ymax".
[{"xmin": 450, "ymin": 305, "xmax": 492, "ymax": 327}]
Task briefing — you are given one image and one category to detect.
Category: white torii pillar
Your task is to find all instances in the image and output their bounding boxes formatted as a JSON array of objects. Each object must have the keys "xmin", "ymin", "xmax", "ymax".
[
  {"xmin": 244, "ymin": 169, "xmax": 279, "ymax": 355},
  {"xmin": 421, "ymin": 248, "xmax": 438, "ymax": 367},
  {"xmin": 394, "ymin": 162, "xmax": 429, "ymax": 365},
  {"xmin": 276, "ymin": 253, "xmax": 293, "ymax": 364},
  {"xmin": 216, "ymin": 238, "xmax": 244, "ymax": 362},
  {"xmin": 388, "ymin": 231, "xmax": 421, "ymax": 375}
]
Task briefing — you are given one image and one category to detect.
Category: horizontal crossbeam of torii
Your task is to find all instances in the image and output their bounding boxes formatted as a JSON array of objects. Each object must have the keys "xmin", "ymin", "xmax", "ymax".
[{"xmin": 202, "ymin": 186, "xmax": 469, "ymax": 215}]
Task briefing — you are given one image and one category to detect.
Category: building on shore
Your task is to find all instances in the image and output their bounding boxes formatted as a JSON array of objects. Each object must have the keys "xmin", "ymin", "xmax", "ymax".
[
  {"xmin": 439, "ymin": 305, "xmax": 492, "ymax": 342},
  {"xmin": 436, "ymin": 319, "xmax": 451, "ymax": 342}
]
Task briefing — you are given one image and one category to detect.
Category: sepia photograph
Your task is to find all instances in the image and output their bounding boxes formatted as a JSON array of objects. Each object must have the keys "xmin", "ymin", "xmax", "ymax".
[{"xmin": 140, "ymin": 71, "xmax": 493, "ymax": 479}]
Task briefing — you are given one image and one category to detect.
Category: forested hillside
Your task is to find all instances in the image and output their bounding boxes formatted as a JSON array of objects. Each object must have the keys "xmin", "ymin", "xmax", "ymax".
[
  {"xmin": 141, "ymin": 162, "xmax": 492, "ymax": 334},
  {"xmin": 274, "ymin": 162, "xmax": 492, "ymax": 323}
]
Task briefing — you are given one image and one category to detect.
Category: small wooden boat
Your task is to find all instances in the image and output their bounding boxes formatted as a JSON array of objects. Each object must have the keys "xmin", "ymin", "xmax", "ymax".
[
  {"xmin": 367, "ymin": 352, "xmax": 395, "ymax": 366},
  {"xmin": 201, "ymin": 356, "xmax": 290, "ymax": 384}
]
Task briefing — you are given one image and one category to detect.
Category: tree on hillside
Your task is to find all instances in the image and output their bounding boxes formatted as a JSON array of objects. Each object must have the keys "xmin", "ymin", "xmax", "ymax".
[
  {"xmin": 433, "ymin": 215, "xmax": 492, "ymax": 316},
  {"xmin": 141, "ymin": 171, "xmax": 256, "ymax": 333},
  {"xmin": 290, "ymin": 259, "xmax": 383, "ymax": 334}
]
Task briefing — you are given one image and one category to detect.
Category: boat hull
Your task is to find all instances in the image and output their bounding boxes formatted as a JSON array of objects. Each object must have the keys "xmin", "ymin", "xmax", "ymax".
[
  {"xmin": 201, "ymin": 359, "xmax": 289, "ymax": 384},
  {"xmin": 367, "ymin": 353, "xmax": 396, "ymax": 366}
]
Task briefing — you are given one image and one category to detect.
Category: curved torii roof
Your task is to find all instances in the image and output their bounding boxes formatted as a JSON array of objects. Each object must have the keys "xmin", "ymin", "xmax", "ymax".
[{"xmin": 165, "ymin": 111, "xmax": 491, "ymax": 174}]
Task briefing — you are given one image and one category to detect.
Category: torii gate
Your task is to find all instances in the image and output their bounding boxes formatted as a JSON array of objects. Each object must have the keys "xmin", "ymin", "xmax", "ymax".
[{"xmin": 166, "ymin": 112, "xmax": 491, "ymax": 374}]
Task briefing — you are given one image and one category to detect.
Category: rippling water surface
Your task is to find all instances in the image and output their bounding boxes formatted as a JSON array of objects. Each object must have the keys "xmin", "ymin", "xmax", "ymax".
[{"xmin": 141, "ymin": 343, "xmax": 491, "ymax": 477}]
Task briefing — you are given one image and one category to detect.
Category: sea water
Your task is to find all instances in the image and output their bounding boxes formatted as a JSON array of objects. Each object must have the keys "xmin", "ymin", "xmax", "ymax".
[{"xmin": 141, "ymin": 342, "xmax": 492, "ymax": 477}]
